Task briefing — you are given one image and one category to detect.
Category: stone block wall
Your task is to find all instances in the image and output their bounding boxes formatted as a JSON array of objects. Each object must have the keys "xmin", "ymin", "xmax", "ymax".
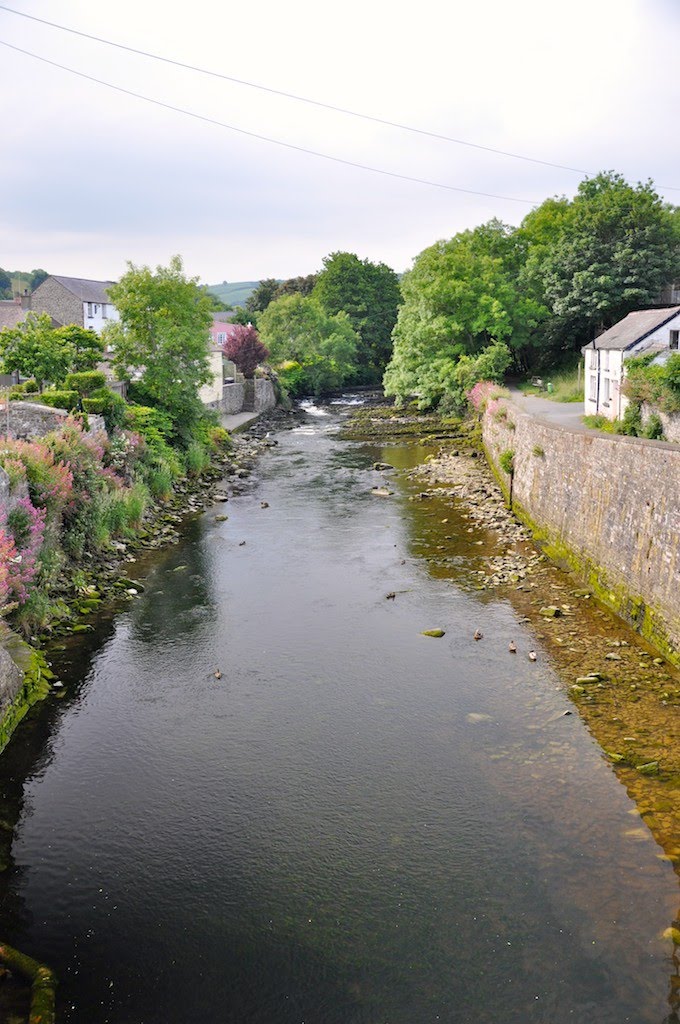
[
  {"xmin": 254, "ymin": 378, "xmax": 277, "ymax": 412},
  {"xmin": 1, "ymin": 402, "xmax": 105, "ymax": 440},
  {"xmin": 30, "ymin": 278, "xmax": 81, "ymax": 326},
  {"xmin": 220, "ymin": 382, "xmax": 246, "ymax": 414},
  {"xmin": 482, "ymin": 400, "xmax": 680, "ymax": 662}
]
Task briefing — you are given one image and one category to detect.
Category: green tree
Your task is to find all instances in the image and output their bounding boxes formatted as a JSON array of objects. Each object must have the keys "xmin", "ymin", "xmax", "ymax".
[
  {"xmin": 274, "ymin": 274, "xmax": 318, "ymax": 299},
  {"xmin": 29, "ymin": 269, "xmax": 49, "ymax": 291},
  {"xmin": 383, "ymin": 220, "xmax": 546, "ymax": 406},
  {"xmin": 530, "ymin": 173, "xmax": 680, "ymax": 355},
  {"xmin": 54, "ymin": 324, "xmax": 104, "ymax": 372},
  {"xmin": 105, "ymin": 256, "xmax": 213, "ymax": 432},
  {"xmin": 0, "ymin": 313, "xmax": 74, "ymax": 390},
  {"xmin": 0, "ymin": 268, "xmax": 11, "ymax": 300},
  {"xmin": 245, "ymin": 278, "xmax": 281, "ymax": 315},
  {"xmin": 258, "ymin": 294, "xmax": 358, "ymax": 395},
  {"xmin": 313, "ymin": 252, "xmax": 401, "ymax": 383}
]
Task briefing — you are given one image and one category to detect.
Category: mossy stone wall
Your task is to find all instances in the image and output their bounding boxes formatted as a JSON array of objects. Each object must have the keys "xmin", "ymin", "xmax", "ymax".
[{"xmin": 483, "ymin": 401, "xmax": 680, "ymax": 664}]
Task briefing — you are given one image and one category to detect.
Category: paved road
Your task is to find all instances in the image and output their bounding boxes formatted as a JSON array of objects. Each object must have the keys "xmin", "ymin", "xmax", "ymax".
[{"xmin": 508, "ymin": 387, "xmax": 591, "ymax": 432}]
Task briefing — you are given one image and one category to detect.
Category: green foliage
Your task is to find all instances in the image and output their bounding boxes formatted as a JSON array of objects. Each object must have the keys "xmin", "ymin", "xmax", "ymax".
[
  {"xmin": 65, "ymin": 370, "xmax": 107, "ymax": 395},
  {"xmin": 54, "ymin": 325, "xmax": 104, "ymax": 372},
  {"xmin": 82, "ymin": 388, "xmax": 127, "ymax": 432},
  {"xmin": 185, "ymin": 441, "xmax": 211, "ymax": 477},
  {"xmin": 148, "ymin": 466, "xmax": 173, "ymax": 500},
  {"xmin": 245, "ymin": 278, "xmax": 281, "ymax": 315},
  {"xmin": 643, "ymin": 413, "xmax": 664, "ymax": 439},
  {"xmin": 499, "ymin": 449, "xmax": 515, "ymax": 474},
  {"xmin": 258, "ymin": 294, "xmax": 359, "ymax": 396},
  {"xmin": 275, "ymin": 360, "xmax": 308, "ymax": 398},
  {"xmin": 623, "ymin": 353, "xmax": 680, "ymax": 414},
  {"xmin": 582, "ymin": 413, "xmax": 617, "ymax": 433},
  {"xmin": 615, "ymin": 403, "xmax": 642, "ymax": 436},
  {"xmin": 312, "ymin": 252, "xmax": 401, "ymax": 383},
  {"xmin": 107, "ymin": 255, "xmax": 213, "ymax": 431},
  {"xmin": 527, "ymin": 173, "xmax": 680, "ymax": 357},
  {"xmin": 39, "ymin": 389, "xmax": 79, "ymax": 411},
  {"xmin": 383, "ymin": 219, "xmax": 548, "ymax": 405},
  {"xmin": 0, "ymin": 313, "xmax": 73, "ymax": 390}
]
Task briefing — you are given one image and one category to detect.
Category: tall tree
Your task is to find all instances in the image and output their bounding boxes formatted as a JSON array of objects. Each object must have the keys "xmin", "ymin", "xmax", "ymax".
[
  {"xmin": 245, "ymin": 278, "xmax": 281, "ymax": 315},
  {"xmin": 383, "ymin": 220, "xmax": 547, "ymax": 406},
  {"xmin": 53, "ymin": 324, "xmax": 104, "ymax": 372},
  {"xmin": 313, "ymin": 252, "xmax": 401, "ymax": 384},
  {"xmin": 105, "ymin": 256, "xmax": 213, "ymax": 431},
  {"xmin": 258, "ymin": 294, "xmax": 358, "ymax": 395},
  {"xmin": 528, "ymin": 173, "xmax": 680, "ymax": 354}
]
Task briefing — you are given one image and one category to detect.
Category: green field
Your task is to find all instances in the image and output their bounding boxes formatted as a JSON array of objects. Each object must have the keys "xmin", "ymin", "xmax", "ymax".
[{"xmin": 207, "ymin": 280, "xmax": 280, "ymax": 308}]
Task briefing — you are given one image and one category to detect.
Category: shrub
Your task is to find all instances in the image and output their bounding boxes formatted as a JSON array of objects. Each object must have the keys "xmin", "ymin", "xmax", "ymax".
[
  {"xmin": 185, "ymin": 441, "xmax": 210, "ymax": 477},
  {"xmin": 643, "ymin": 413, "xmax": 664, "ymax": 440},
  {"xmin": 82, "ymin": 388, "xmax": 127, "ymax": 432},
  {"xmin": 39, "ymin": 390, "xmax": 79, "ymax": 411},
  {"xmin": 208, "ymin": 425, "xmax": 230, "ymax": 450},
  {"xmin": 64, "ymin": 371, "xmax": 107, "ymax": 395},
  {"xmin": 615, "ymin": 404, "xmax": 642, "ymax": 436},
  {"xmin": 276, "ymin": 360, "xmax": 307, "ymax": 398},
  {"xmin": 498, "ymin": 449, "xmax": 515, "ymax": 474},
  {"xmin": 223, "ymin": 324, "xmax": 269, "ymax": 378},
  {"xmin": 532, "ymin": 445, "xmax": 545, "ymax": 457},
  {"xmin": 148, "ymin": 466, "xmax": 173, "ymax": 500},
  {"xmin": 0, "ymin": 439, "xmax": 74, "ymax": 518}
]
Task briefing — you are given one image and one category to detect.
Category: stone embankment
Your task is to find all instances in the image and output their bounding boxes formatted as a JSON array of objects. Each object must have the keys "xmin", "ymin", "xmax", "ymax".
[{"xmin": 482, "ymin": 398, "xmax": 680, "ymax": 664}]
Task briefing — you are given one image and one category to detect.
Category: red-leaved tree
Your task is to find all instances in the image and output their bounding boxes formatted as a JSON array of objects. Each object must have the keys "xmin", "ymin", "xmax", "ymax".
[{"xmin": 223, "ymin": 325, "xmax": 269, "ymax": 379}]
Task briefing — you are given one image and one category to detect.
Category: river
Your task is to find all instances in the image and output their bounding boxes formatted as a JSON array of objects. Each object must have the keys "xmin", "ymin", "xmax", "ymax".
[{"xmin": 0, "ymin": 397, "xmax": 678, "ymax": 1023}]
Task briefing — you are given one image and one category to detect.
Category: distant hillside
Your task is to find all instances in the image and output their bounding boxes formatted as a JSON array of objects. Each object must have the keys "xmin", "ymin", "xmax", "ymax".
[{"xmin": 208, "ymin": 281, "xmax": 280, "ymax": 308}]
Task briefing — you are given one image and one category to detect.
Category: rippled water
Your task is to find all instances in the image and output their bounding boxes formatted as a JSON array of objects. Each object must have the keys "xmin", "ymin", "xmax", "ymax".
[{"xmin": 0, "ymin": 400, "xmax": 678, "ymax": 1023}]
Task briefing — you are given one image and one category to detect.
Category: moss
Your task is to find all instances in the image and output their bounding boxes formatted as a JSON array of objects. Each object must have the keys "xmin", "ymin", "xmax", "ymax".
[{"xmin": 0, "ymin": 645, "xmax": 52, "ymax": 757}]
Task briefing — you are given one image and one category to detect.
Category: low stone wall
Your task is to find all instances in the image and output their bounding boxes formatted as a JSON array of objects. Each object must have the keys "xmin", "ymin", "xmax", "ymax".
[
  {"xmin": 482, "ymin": 400, "xmax": 680, "ymax": 663},
  {"xmin": 221, "ymin": 382, "xmax": 246, "ymax": 414},
  {"xmin": 1, "ymin": 401, "xmax": 105, "ymax": 440},
  {"xmin": 254, "ymin": 378, "xmax": 276, "ymax": 413},
  {"xmin": 641, "ymin": 404, "xmax": 680, "ymax": 443}
]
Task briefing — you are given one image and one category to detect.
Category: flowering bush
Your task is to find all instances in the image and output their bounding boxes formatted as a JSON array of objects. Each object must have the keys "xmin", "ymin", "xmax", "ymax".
[
  {"xmin": 0, "ymin": 439, "xmax": 73, "ymax": 517},
  {"xmin": 467, "ymin": 380, "xmax": 500, "ymax": 411}
]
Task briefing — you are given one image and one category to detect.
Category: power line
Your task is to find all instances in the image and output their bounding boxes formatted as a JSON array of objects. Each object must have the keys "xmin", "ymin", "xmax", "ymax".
[
  {"xmin": 0, "ymin": 39, "xmax": 539, "ymax": 205},
  {"xmin": 0, "ymin": 2, "xmax": 602, "ymax": 179}
]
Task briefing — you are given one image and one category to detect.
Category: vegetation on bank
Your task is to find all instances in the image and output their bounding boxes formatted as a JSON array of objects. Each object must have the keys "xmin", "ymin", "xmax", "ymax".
[
  {"xmin": 383, "ymin": 172, "xmax": 680, "ymax": 410},
  {"xmin": 0, "ymin": 257, "xmax": 232, "ymax": 640}
]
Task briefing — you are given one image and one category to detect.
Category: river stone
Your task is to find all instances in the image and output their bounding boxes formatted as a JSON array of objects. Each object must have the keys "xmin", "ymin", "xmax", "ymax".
[
  {"xmin": 421, "ymin": 629, "xmax": 445, "ymax": 638},
  {"xmin": 373, "ymin": 462, "xmax": 393, "ymax": 471},
  {"xmin": 636, "ymin": 761, "xmax": 659, "ymax": 775},
  {"xmin": 539, "ymin": 606, "xmax": 562, "ymax": 617},
  {"xmin": 466, "ymin": 713, "xmax": 492, "ymax": 724}
]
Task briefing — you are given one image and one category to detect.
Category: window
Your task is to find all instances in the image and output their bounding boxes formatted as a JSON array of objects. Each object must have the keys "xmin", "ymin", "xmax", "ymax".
[
  {"xmin": 670, "ymin": 330, "xmax": 679, "ymax": 351},
  {"xmin": 589, "ymin": 375, "xmax": 597, "ymax": 401},
  {"xmin": 602, "ymin": 377, "xmax": 611, "ymax": 404},
  {"xmin": 87, "ymin": 302, "xmax": 93, "ymax": 318},
  {"xmin": 217, "ymin": 332, "xmax": 226, "ymax": 344}
]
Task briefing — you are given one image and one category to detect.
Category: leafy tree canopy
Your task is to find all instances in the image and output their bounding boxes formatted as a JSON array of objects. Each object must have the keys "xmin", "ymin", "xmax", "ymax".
[
  {"xmin": 313, "ymin": 252, "xmax": 401, "ymax": 383},
  {"xmin": 0, "ymin": 313, "xmax": 74, "ymax": 390},
  {"xmin": 224, "ymin": 324, "xmax": 269, "ymax": 378},
  {"xmin": 54, "ymin": 324, "xmax": 104, "ymax": 372},
  {"xmin": 258, "ymin": 294, "xmax": 358, "ymax": 395},
  {"xmin": 245, "ymin": 278, "xmax": 281, "ymax": 315},
  {"xmin": 383, "ymin": 220, "xmax": 547, "ymax": 405},
  {"xmin": 524, "ymin": 172, "xmax": 680, "ymax": 355},
  {"xmin": 105, "ymin": 255, "xmax": 213, "ymax": 432}
]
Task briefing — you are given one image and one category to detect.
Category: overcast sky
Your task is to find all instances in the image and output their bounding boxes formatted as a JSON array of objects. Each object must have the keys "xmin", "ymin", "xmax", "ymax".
[{"xmin": 1, "ymin": 0, "xmax": 678, "ymax": 287}]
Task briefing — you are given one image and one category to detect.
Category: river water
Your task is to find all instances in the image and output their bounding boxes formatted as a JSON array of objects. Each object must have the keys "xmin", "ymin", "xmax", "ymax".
[{"xmin": 0, "ymin": 398, "xmax": 678, "ymax": 1023}]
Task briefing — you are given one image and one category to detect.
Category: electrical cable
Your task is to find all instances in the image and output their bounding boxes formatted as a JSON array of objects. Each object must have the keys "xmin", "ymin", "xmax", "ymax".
[
  {"xmin": 0, "ymin": 38, "xmax": 539, "ymax": 204},
  {"xmin": 0, "ymin": 2, "xmax": 621, "ymax": 181}
]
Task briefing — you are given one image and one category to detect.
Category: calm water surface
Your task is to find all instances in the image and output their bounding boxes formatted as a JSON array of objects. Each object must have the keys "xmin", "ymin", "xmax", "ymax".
[{"xmin": 0, "ymin": 399, "xmax": 678, "ymax": 1023}]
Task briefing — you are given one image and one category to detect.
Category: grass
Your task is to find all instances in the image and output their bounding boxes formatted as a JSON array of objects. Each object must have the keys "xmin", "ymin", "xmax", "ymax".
[{"xmin": 518, "ymin": 364, "xmax": 584, "ymax": 403}]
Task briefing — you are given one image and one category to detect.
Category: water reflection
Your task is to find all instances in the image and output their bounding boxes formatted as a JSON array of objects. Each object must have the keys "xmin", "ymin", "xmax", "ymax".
[{"xmin": 0, "ymin": 401, "xmax": 678, "ymax": 1022}]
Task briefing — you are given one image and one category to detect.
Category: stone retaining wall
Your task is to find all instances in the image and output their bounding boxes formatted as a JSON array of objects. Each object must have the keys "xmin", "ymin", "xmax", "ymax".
[
  {"xmin": 254, "ymin": 378, "xmax": 276, "ymax": 413},
  {"xmin": 482, "ymin": 400, "xmax": 680, "ymax": 663},
  {"xmin": 1, "ymin": 402, "xmax": 105, "ymax": 440},
  {"xmin": 641, "ymin": 404, "xmax": 680, "ymax": 444}
]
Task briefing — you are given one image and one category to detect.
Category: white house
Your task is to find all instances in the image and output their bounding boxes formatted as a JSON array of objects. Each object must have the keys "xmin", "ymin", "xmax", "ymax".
[{"xmin": 582, "ymin": 306, "xmax": 680, "ymax": 420}]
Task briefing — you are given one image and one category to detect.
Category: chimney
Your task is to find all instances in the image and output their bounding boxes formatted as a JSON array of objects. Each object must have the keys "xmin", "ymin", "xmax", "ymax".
[{"xmin": 20, "ymin": 289, "xmax": 31, "ymax": 310}]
